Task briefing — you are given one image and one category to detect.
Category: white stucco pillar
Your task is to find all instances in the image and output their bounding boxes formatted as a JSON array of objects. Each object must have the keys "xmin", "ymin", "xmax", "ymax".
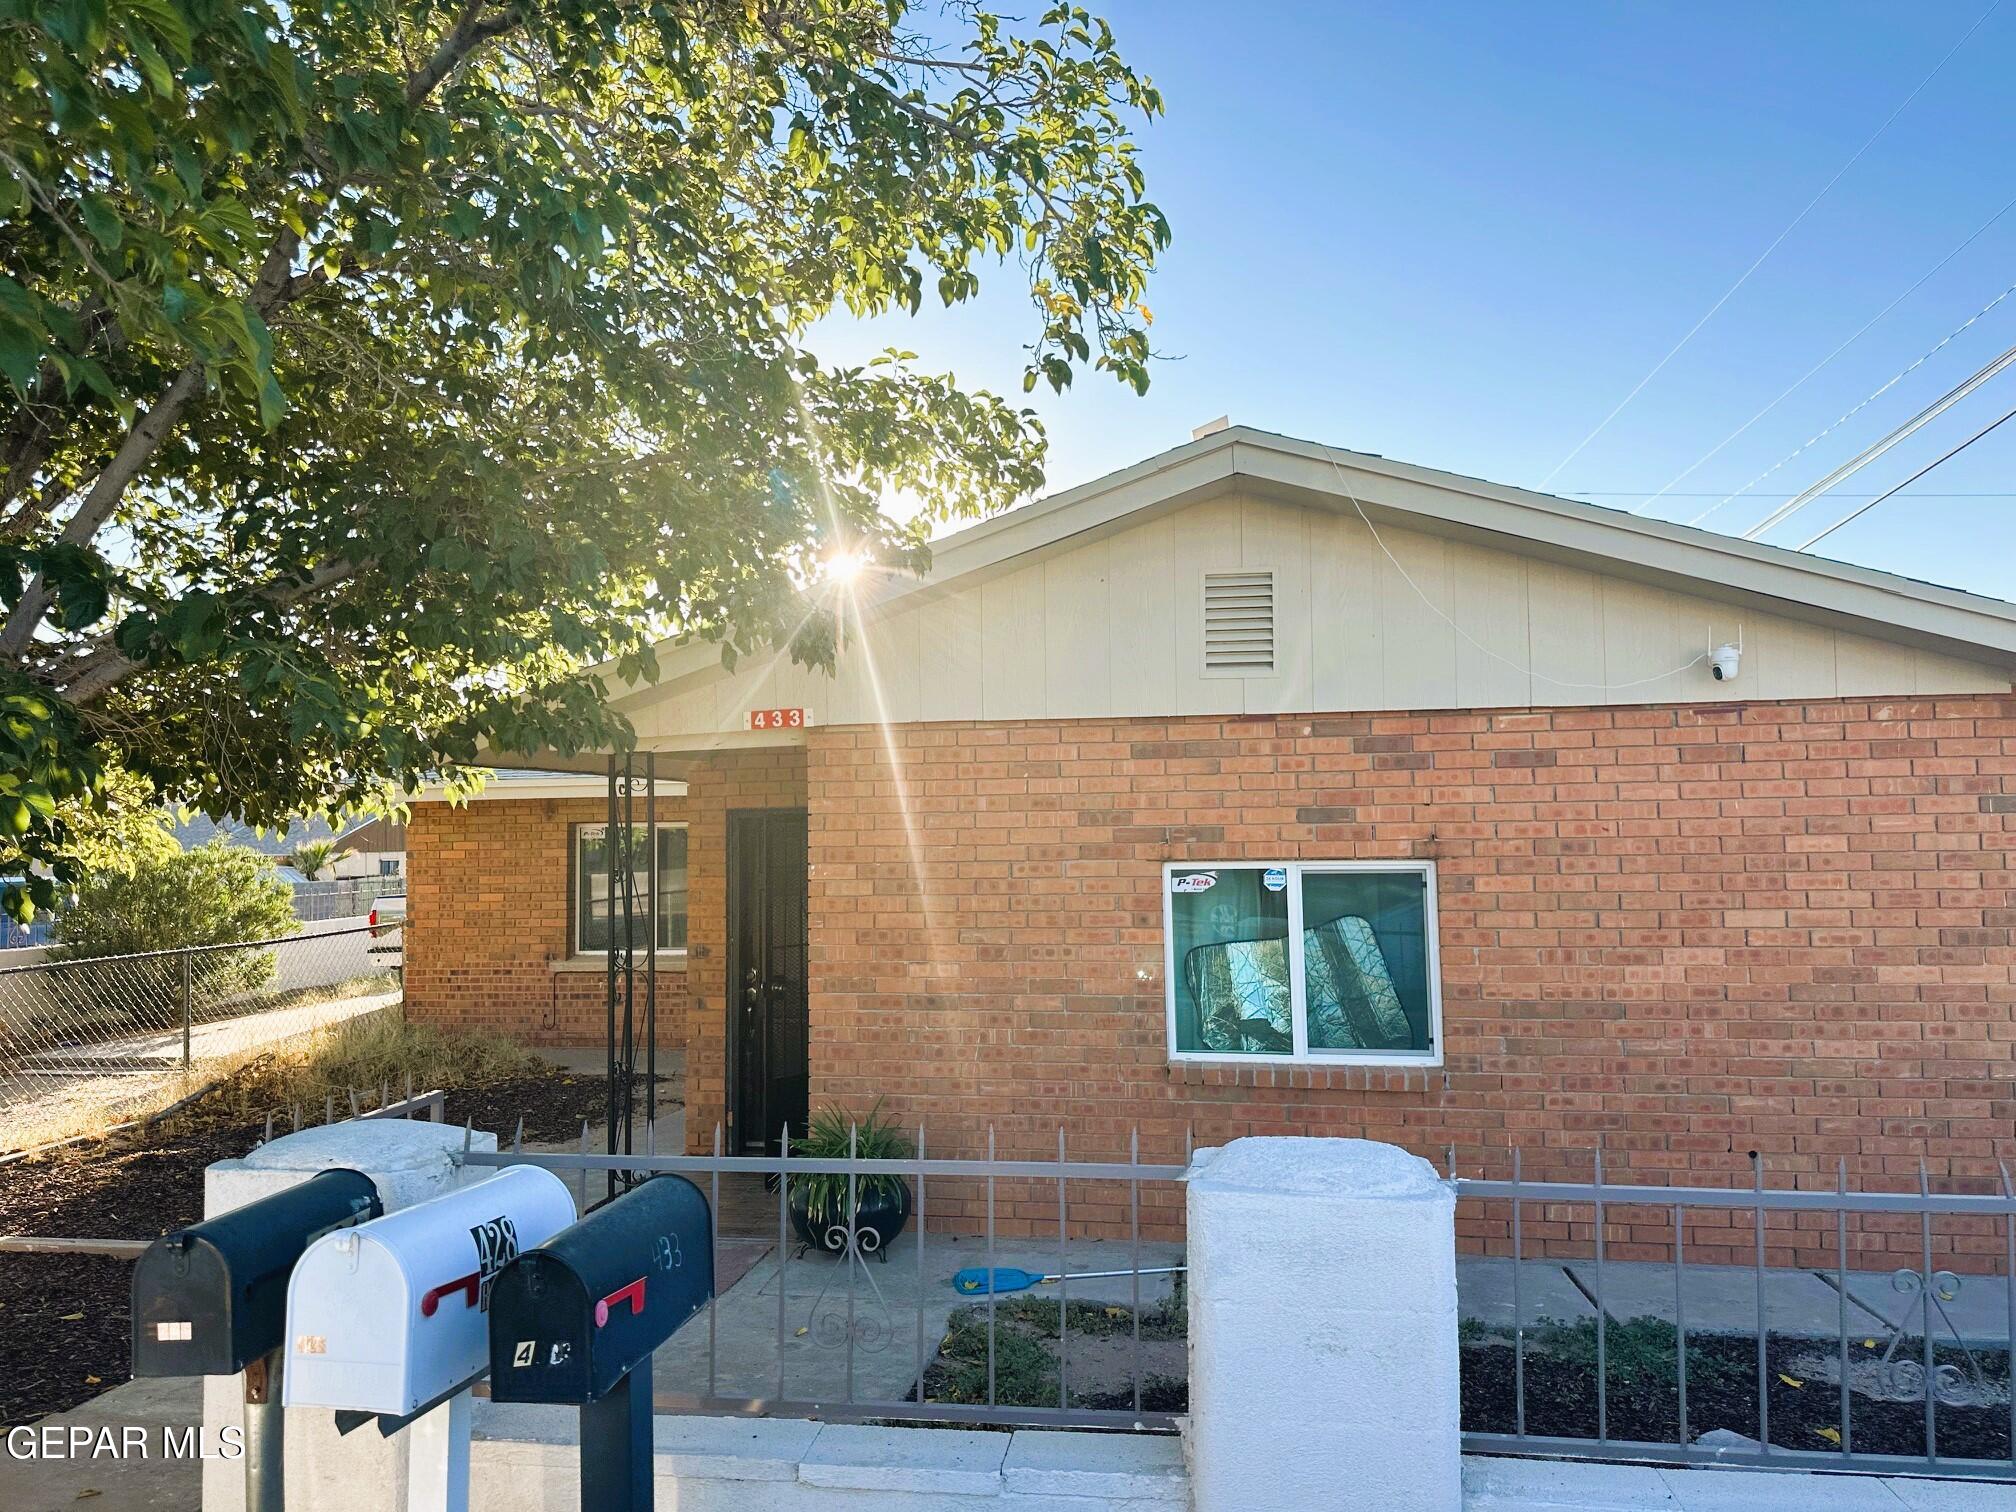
[
  {"xmin": 1185, "ymin": 1137, "xmax": 1460, "ymax": 1512},
  {"xmin": 200, "ymin": 1118, "xmax": 496, "ymax": 1512}
]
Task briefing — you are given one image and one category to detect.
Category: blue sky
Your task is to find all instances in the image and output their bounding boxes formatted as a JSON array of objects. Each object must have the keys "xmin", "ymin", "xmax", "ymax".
[{"xmin": 822, "ymin": 1, "xmax": 2016, "ymax": 601}]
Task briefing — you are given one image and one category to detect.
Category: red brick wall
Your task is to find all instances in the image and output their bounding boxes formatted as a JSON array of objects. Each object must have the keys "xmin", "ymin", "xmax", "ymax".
[
  {"xmin": 803, "ymin": 697, "xmax": 2016, "ymax": 1220},
  {"xmin": 405, "ymin": 795, "xmax": 689, "ymax": 1049},
  {"xmin": 682, "ymin": 748, "xmax": 809, "ymax": 1148}
]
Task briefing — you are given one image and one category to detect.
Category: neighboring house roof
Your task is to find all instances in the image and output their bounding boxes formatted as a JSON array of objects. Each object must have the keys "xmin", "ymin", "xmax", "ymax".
[
  {"xmin": 336, "ymin": 816, "xmax": 408, "ymax": 852},
  {"xmin": 407, "ymin": 768, "xmax": 690, "ymax": 803}
]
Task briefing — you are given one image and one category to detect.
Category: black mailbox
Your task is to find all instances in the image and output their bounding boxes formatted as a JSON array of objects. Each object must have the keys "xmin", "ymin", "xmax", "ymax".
[
  {"xmin": 488, "ymin": 1174, "xmax": 712, "ymax": 1404},
  {"xmin": 487, "ymin": 1174, "xmax": 712, "ymax": 1512},
  {"xmin": 132, "ymin": 1168, "xmax": 381, "ymax": 1377}
]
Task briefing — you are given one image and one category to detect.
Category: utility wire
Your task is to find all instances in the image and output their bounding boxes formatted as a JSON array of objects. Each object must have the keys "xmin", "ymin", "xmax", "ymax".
[
  {"xmin": 1318, "ymin": 445, "xmax": 1717, "ymax": 692},
  {"xmin": 1796, "ymin": 400, "xmax": 2016, "ymax": 550},
  {"xmin": 1741, "ymin": 336, "xmax": 2016, "ymax": 539},
  {"xmin": 1537, "ymin": 0, "xmax": 2003, "ymax": 488},
  {"xmin": 1573, "ymin": 490, "xmax": 2016, "ymax": 499},
  {"xmin": 1631, "ymin": 186, "xmax": 2016, "ymax": 515},
  {"xmin": 1687, "ymin": 276, "xmax": 2016, "ymax": 526}
]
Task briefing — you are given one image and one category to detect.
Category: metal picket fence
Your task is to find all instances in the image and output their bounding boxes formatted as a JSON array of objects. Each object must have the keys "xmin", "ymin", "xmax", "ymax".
[
  {"xmin": 0, "ymin": 924, "xmax": 403, "ymax": 1141},
  {"xmin": 461, "ymin": 1122, "xmax": 1190, "ymax": 1431},
  {"xmin": 1453, "ymin": 1152, "xmax": 2016, "ymax": 1480}
]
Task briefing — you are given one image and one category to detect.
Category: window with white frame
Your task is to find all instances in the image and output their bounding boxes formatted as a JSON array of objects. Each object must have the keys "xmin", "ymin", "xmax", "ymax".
[
  {"xmin": 1163, "ymin": 861, "xmax": 1440, "ymax": 1062},
  {"xmin": 574, "ymin": 823, "xmax": 689, "ymax": 954}
]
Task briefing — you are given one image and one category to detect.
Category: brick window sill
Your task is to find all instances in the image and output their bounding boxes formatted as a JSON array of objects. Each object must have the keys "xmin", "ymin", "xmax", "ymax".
[{"xmin": 550, "ymin": 953, "xmax": 688, "ymax": 974}]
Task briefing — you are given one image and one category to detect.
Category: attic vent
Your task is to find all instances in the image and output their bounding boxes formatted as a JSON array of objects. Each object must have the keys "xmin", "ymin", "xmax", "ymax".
[{"xmin": 1203, "ymin": 570, "xmax": 1275, "ymax": 674}]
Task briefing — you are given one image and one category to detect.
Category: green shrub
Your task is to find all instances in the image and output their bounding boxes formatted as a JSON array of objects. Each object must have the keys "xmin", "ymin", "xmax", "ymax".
[
  {"xmin": 787, "ymin": 1100, "xmax": 912, "ymax": 1229},
  {"xmin": 43, "ymin": 841, "xmax": 298, "ymax": 1036}
]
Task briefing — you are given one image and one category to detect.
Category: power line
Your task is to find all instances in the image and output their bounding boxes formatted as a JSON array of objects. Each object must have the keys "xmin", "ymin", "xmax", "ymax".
[
  {"xmin": 1317, "ymin": 445, "xmax": 1718, "ymax": 693},
  {"xmin": 1571, "ymin": 490, "xmax": 2016, "ymax": 499},
  {"xmin": 1741, "ymin": 336, "xmax": 2016, "ymax": 539},
  {"xmin": 1536, "ymin": 0, "xmax": 2003, "ymax": 489},
  {"xmin": 1630, "ymin": 185, "xmax": 2016, "ymax": 514},
  {"xmin": 1796, "ymin": 400, "xmax": 2016, "ymax": 550},
  {"xmin": 1686, "ymin": 276, "xmax": 2016, "ymax": 526}
]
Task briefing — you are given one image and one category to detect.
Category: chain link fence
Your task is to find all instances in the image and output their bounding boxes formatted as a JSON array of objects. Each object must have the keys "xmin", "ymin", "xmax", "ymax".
[{"xmin": 0, "ymin": 924, "xmax": 402, "ymax": 1148}]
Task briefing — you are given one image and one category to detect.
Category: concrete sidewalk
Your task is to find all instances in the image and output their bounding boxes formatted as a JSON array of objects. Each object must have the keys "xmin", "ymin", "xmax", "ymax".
[
  {"xmin": 6, "ymin": 1377, "xmax": 201, "ymax": 1512},
  {"xmin": 1465, "ymin": 1454, "xmax": 2016, "ymax": 1510}
]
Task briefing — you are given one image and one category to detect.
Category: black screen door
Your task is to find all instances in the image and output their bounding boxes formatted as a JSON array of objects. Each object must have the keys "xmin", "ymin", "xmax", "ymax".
[{"xmin": 727, "ymin": 808, "xmax": 809, "ymax": 1155}]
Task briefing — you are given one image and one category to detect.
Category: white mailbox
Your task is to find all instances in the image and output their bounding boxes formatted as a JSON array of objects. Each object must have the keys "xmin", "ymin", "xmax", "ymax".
[{"xmin": 282, "ymin": 1167, "xmax": 574, "ymax": 1418}]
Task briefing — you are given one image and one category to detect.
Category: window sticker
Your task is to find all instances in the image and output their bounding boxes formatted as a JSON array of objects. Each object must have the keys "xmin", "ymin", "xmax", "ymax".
[
  {"xmin": 1262, "ymin": 867, "xmax": 1287, "ymax": 892},
  {"xmin": 1170, "ymin": 872, "xmax": 1217, "ymax": 894}
]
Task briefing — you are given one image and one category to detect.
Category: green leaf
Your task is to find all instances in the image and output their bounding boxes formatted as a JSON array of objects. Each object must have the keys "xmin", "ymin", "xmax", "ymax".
[
  {"xmin": 79, "ymin": 196, "xmax": 123, "ymax": 253},
  {"xmin": 122, "ymin": 0, "xmax": 193, "ymax": 59},
  {"xmin": 0, "ymin": 321, "xmax": 43, "ymax": 395}
]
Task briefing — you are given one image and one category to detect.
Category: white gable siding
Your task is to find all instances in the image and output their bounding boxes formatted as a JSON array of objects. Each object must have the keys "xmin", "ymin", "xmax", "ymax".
[{"xmin": 622, "ymin": 492, "xmax": 2009, "ymax": 744}]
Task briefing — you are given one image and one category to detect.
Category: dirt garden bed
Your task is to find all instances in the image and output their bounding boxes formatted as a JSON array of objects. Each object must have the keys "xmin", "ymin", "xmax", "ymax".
[
  {"xmin": 908, "ymin": 1302, "xmax": 2010, "ymax": 1464},
  {"xmin": 915, "ymin": 1292, "xmax": 1189, "ymax": 1415},
  {"xmin": 0, "ymin": 1060, "xmax": 643, "ymax": 1427},
  {"xmin": 1458, "ymin": 1316, "xmax": 2014, "ymax": 1463}
]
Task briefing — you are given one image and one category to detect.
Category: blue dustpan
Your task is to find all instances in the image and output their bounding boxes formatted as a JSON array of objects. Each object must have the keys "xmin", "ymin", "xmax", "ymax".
[{"xmin": 951, "ymin": 1265, "xmax": 1185, "ymax": 1295}]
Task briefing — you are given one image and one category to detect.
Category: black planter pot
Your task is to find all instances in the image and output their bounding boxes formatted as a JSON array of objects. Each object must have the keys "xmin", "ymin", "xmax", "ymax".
[{"xmin": 787, "ymin": 1177, "xmax": 912, "ymax": 1259}]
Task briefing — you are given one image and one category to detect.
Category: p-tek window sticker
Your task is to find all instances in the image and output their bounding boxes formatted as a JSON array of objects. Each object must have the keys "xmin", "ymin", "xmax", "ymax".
[{"xmin": 1170, "ymin": 871, "xmax": 1217, "ymax": 894}]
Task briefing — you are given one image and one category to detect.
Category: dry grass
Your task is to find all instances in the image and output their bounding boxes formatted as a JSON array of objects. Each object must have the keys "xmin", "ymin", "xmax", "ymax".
[{"xmin": 220, "ymin": 1008, "xmax": 538, "ymax": 1118}]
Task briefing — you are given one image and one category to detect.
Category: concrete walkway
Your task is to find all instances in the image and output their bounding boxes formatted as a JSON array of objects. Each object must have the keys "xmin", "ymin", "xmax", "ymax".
[
  {"xmin": 656, "ymin": 1227, "xmax": 1186, "ymax": 1405},
  {"xmin": 1458, "ymin": 1257, "xmax": 2016, "ymax": 1346},
  {"xmin": 22, "ymin": 987, "xmax": 399, "ymax": 1071}
]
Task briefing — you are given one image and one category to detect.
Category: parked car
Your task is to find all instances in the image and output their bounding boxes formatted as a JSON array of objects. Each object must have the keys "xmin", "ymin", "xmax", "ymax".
[{"xmin": 367, "ymin": 891, "xmax": 405, "ymax": 979}]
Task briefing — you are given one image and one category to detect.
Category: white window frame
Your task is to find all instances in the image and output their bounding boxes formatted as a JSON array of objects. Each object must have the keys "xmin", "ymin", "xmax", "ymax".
[
  {"xmin": 573, "ymin": 821, "xmax": 690, "ymax": 958},
  {"xmin": 1161, "ymin": 859, "xmax": 1443, "ymax": 1067}
]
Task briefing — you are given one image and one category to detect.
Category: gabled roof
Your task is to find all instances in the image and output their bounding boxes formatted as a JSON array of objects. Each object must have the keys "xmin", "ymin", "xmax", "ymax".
[{"xmin": 633, "ymin": 424, "xmax": 2016, "ymax": 688}]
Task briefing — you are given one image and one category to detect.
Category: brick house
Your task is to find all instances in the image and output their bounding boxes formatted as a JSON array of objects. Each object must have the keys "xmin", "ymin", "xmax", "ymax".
[{"xmin": 403, "ymin": 426, "xmax": 2016, "ymax": 1189}]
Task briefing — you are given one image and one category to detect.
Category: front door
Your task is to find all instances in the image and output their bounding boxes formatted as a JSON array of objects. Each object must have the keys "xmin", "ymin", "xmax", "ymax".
[{"xmin": 727, "ymin": 808, "xmax": 809, "ymax": 1155}]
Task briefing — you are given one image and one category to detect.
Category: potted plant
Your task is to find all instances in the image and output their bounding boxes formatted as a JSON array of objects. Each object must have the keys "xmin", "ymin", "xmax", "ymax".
[{"xmin": 787, "ymin": 1101, "xmax": 913, "ymax": 1258}]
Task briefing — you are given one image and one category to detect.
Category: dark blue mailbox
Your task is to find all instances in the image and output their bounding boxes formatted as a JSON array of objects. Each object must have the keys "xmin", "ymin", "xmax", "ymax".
[
  {"xmin": 131, "ymin": 1168, "xmax": 381, "ymax": 1378},
  {"xmin": 487, "ymin": 1174, "xmax": 713, "ymax": 1512},
  {"xmin": 131, "ymin": 1167, "xmax": 380, "ymax": 1512}
]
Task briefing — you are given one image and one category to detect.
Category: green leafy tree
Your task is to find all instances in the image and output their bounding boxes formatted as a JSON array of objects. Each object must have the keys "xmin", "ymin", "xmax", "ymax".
[
  {"xmin": 47, "ymin": 838, "xmax": 297, "ymax": 1033},
  {"xmin": 0, "ymin": 763, "xmax": 176, "ymax": 881},
  {"xmin": 0, "ymin": 0, "xmax": 1167, "ymax": 921}
]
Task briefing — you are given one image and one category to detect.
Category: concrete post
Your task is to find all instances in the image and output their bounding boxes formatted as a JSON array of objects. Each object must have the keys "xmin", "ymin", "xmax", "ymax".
[
  {"xmin": 201, "ymin": 1118, "xmax": 497, "ymax": 1512},
  {"xmin": 1186, "ymin": 1137, "xmax": 1460, "ymax": 1512}
]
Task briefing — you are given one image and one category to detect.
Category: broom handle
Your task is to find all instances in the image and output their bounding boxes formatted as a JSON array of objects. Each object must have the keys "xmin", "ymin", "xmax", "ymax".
[{"xmin": 1040, "ymin": 1266, "xmax": 1187, "ymax": 1283}]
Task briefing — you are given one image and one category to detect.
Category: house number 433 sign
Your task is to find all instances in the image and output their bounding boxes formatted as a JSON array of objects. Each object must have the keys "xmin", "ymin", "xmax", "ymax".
[{"xmin": 745, "ymin": 707, "xmax": 813, "ymax": 731}]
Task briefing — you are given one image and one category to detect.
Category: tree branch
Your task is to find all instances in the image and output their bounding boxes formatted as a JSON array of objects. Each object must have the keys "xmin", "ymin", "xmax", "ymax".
[
  {"xmin": 0, "ymin": 5, "xmax": 528, "ymax": 666},
  {"xmin": 63, "ymin": 558, "xmax": 359, "ymax": 705}
]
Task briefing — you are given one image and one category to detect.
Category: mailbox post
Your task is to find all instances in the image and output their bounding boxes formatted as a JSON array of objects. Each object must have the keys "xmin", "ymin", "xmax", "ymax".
[
  {"xmin": 132, "ymin": 1168, "xmax": 381, "ymax": 1512},
  {"xmin": 489, "ymin": 1174, "xmax": 714, "ymax": 1512},
  {"xmin": 283, "ymin": 1165, "xmax": 574, "ymax": 1512}
]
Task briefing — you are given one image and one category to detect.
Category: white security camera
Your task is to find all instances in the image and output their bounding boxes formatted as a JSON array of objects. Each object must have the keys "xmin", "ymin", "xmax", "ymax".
[{"xmin": 1710, "ymin": 643, "xmax": 1741, "ymax": 682}]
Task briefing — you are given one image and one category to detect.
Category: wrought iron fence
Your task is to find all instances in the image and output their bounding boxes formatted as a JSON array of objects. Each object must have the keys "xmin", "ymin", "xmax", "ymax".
[
  {"xmin": 461, "ymin": 1123, "xmax": 1190, "ymax": 1431},
  {"xmin": 0, "ymin": 924, "xmax": 402, "ymax": 1140},
  {"xmin": 1453, "ymin": 1153, "xmax": 2016, "ymax": 1480}
]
